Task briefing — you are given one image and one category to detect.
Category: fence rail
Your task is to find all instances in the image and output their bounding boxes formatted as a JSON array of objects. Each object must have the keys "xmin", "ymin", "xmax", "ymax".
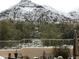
[{"xmin": 0, "ymin": 39, "xmax": 74, "ymax": 49}]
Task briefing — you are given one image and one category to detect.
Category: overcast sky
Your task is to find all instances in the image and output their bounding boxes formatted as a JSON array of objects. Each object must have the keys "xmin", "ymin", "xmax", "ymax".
[{"xmin": 0, "ymin": 0, "xmax": 79, "ymax": 13}]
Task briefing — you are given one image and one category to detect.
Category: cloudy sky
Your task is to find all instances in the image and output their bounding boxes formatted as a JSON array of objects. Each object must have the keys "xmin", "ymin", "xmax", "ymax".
[{"xmin": 0, "ymin": 0, "xmax": 79, "ymax": 13}]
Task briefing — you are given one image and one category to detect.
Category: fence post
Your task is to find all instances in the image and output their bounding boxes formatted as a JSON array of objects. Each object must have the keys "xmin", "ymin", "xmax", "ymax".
[
  {"xmin": 8, "ymin": 53, "xmax": 11, "ymax": 59},
  {"xmin": 14, "ymin": 50, "xmax": 18, "ymax": 59}
]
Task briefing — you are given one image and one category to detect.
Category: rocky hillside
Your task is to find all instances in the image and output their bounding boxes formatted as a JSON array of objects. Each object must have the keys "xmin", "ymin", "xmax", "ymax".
[{"xmin": 0, "ymin": 0, "xmax": 67, "ymax": 22}]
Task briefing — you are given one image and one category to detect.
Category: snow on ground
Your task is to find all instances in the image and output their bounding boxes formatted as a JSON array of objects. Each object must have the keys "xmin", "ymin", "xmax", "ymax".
[{"xmin": 0, "ymin": 56, "xmax": 5, "ymax": 59}]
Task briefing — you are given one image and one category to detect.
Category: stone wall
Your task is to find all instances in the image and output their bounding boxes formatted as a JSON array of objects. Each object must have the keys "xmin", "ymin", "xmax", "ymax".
[{"xmin": 0, "ymin": 47, "xmax": 73, "ymax": 59}]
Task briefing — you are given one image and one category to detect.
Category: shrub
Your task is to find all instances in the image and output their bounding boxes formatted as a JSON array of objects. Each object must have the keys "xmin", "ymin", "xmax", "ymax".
[{"xmin": 54, "ymin": 46, "xmax": 70, "ymax": 59}]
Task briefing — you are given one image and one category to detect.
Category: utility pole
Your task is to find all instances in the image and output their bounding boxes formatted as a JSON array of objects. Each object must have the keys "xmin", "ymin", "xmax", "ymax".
[{"xmin": 73, "ymin": 30, "xmax": 77, "ymax": 59}]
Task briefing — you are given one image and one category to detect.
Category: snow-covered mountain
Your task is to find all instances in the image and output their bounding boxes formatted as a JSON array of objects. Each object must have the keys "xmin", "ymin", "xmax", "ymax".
[
  {"xmin": 0, "ymin": 0, "xmax": 66, "ymax": 22},
  {"xmin": 69, "ymin": 11, "xmax": 79, "ymax": 19},
  {"xmin": 1, "ymin": 0, "xmax": 79, "ymax": 22}
]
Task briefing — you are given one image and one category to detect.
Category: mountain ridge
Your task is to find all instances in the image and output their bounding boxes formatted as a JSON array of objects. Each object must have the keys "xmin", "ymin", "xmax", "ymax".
[{"xmin": 0, "ymin": 0, "xmax": 78, "ymax": 22}]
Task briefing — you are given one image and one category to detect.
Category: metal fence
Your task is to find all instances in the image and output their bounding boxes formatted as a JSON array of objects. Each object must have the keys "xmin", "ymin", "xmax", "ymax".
[{"xmin": 0, "ymin": 39, "xmax": 74, "ymax": 49}]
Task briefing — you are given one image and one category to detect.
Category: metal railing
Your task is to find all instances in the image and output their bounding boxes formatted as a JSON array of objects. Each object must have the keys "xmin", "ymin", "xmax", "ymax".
[{"xmin": 0, "ymin": 39, "xmax": 74, "ymax": 49}]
